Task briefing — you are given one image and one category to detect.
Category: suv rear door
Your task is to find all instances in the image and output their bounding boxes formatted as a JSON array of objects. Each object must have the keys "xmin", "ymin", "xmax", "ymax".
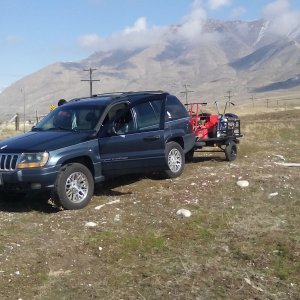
[
  {"xmin": 165, "ymin": 95, "xmax": 195, "ymax": 151},
  {"xmin": 99, "ymin": 98, "xmax": 167, "ymax": 176}
]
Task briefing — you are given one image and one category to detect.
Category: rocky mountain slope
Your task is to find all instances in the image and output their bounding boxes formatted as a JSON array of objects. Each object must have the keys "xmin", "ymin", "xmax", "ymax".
[{"xmin": 0, "ymin": 19, "xmax": 300, "ymax": 119}]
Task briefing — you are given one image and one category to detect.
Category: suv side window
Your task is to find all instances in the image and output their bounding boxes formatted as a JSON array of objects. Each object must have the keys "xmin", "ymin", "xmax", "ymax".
[
  {"xmin": 134, "ymin": 100, "xmax": 162, "ymax": 131},
  {"xmin": 101, "ymin": 103, "xmax": 134, "ymax": 135},
  {"xmin": 113, "ymin": 108, "xmax": 135, "ymax": 134},
  {"xmin": 165, "ymin": 96, "xmax": 188, "ymax": 121}
]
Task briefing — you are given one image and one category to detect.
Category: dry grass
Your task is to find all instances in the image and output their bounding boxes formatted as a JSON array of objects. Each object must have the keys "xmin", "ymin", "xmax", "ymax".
[
  {"xmin": 0, "ymin": 123, "xmax": 33, "ymax": 140},
  {"xmin": 0, "ymin": 109, "xmax": 299, "ymax": 299}
]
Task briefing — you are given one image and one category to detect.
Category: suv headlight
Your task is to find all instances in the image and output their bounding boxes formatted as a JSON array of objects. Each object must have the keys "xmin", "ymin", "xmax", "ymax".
[{"xmin": 17, "ymin": 152, "xmax": 49, "ymax": 169}]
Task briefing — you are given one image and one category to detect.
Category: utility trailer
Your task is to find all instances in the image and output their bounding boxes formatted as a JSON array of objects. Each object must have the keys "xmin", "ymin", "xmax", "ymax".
[{"xmin": 185, "ymin": 101, "xmax": 243, "ymax": 161}]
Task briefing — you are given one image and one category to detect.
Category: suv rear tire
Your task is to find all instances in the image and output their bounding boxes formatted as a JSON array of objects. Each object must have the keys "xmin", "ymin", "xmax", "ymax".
[
  {"xmin": 52, "ymin": 163, "xmax": 94, "ymax": 210},
  {"xmin": 164, "ymin": 142, "xmax": 185, "ymax": 178}
]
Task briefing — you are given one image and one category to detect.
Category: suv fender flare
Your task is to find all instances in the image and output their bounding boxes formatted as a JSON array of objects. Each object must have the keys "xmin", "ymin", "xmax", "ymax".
[{"xmin": 165, "ymin": 136, "xmax": 184, "ymax": 150}]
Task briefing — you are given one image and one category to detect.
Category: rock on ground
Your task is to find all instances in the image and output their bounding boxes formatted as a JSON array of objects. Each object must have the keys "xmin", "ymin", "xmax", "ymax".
[
  {"xmin": 237, "ymin": 180, "xmax": 249, "ymax": 188},
  {"xmin": 176, "ymin": 209, "xmax": 192, "ymax": 218}
]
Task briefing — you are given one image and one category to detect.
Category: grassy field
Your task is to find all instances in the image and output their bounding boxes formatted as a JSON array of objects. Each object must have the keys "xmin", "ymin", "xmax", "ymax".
[{"xmin": 0, "ymin": 109, "xmax": 299, "ymax": 299}]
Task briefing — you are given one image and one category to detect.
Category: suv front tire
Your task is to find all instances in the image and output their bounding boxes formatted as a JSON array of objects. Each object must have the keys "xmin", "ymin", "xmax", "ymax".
[{"xmin": 52, "ymin": 163, "xmax": 94, "ymax": 210}]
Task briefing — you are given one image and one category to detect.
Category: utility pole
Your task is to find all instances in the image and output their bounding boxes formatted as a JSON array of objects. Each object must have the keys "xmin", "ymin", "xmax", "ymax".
[
  {"xmin": 21, "ymin": 87, "xmax": 26, "ymax": 132},
  {"xmin": 81, "ymin": 68, "xmax": 100, "ymax": 97},
  {"xmin": 224, "ymin": 90, "xmax": 233, "ymax": 108},
  {"xmin": 180, "ymin": 84, "xmax": 194, "ymax": 105},
  {"xmin": 250, "ymin": 94, "xmax": 255, "ymax": 108}
]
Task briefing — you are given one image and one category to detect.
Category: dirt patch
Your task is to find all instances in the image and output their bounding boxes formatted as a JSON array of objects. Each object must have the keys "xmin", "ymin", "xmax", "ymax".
[{"xmin": 0, "ymin": 110, "xmax": 299, "ymax": 299}]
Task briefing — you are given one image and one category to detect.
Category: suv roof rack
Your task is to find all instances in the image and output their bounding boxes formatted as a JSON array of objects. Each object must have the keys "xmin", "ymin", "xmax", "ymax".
[
  {"xmin": 92, "ymin": 92, "xmax": 125, "ymax": 97},
  {"xmin": 69, "ymin": 91, "xmax": 168, "ymax": 103},
  {"xmin": 93, "ymin": 90, "xmax": 166, "ymax": 97},
  {"xmin": 125, "ymin": 90, "xmax": 166, "ymax": 95}
]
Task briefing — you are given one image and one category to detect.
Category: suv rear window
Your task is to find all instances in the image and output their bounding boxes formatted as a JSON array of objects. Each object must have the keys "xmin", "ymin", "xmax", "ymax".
[
  {"xmin": 134, "ymin": 100, "xmax": 162, "ymax": 131},
  {"xmin": 165, "ymin": 96, "xmax": 189, "ymax": 121}
]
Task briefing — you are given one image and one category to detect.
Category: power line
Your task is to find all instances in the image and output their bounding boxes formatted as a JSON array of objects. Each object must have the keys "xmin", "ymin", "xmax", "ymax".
[{"xmin": 81, "ymin": 68, "xmax": 100, "ymax": 97}]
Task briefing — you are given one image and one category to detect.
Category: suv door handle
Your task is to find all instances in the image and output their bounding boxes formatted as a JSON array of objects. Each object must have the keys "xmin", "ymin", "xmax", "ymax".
[{"xmin": 143, "ymin": 135, "xmax": 160, "ymax": 141}]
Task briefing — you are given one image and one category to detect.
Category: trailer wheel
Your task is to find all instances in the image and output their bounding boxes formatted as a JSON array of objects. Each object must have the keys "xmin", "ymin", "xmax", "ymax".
[
  {"xmin": 164, "ymin": 142, "xmax": 185, "ymax": 178},
  {"xmin": 225, "ymin": 141, "xmax": 237, "ymax": 161},
  {"xmin": 52, "ymin": 163, "xmax": 94, "ymax": 210}
]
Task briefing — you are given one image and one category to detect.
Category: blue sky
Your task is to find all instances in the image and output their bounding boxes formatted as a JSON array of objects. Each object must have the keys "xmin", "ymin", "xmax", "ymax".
[{"xmin": 1, "ymin": 0, "xmax": 300, "ymax": 90}]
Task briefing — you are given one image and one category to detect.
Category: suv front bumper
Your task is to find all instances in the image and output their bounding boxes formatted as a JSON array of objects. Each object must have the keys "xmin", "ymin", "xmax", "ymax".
[{"xmin": 0, "ymin": 165, "xmax": 60, "ymax": 192}]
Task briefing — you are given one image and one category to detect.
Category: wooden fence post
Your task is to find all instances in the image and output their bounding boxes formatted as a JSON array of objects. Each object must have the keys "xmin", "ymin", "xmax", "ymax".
[
  {"xmin": 36, "ymin": 110, "xmax": 39, "ymax": 123},
  {"xmin": 15, "ymin": 113, "xmax": 19, "ymax": 131}
]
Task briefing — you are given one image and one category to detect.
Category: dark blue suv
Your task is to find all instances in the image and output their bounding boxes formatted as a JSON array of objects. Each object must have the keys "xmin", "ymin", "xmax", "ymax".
[{"xmin": 0, "ymin": 91, "xmax": 195, "ymax": 209}]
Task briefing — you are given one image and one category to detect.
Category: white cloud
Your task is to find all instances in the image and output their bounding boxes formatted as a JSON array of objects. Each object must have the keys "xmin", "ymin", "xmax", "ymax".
[
  {"xmin": 0, "ymin": 85, "xmax": 7, "ymax": 93},
  {"xmin": 230, "ymin": 6, "xmax": 246, "ymax": 19},
  {"xmin": 77, "ymin": 18, "xmax": 150, "ymax": 51},
  {"xmin": 77, "ymin": 0, "xmax": 209, "ymax": 52},
  {"xmin": 123, "ymin": 17, "xmax": 147, "ymax": 34},
  {"xmin": 208, "ymin": 0, "xmax": 231, "ymax": 10},
  {"xmin": 77, "ymin": 34, "xmax": 104, "ymax": 50},
  {"xmin": 77, "ymin": 23, "xmax": 166, "ymax": 52},
  {"xmin": 2, "ymin": 35, "xmax": 22, "ymax": 45},
  {"xmin": 178, "ymin": 0, "xmax": 207, "ymax": 40},
  {"xmin": 263, "ymin": 0, "xmax": 289, "ymax": 16},
  {"xmin": 262, "ymin": 0, "xmax": 300, "ymax": 35}
]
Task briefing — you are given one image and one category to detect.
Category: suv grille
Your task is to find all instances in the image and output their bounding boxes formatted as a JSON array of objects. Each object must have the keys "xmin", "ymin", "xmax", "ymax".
[{"xmin": 0, "ymin": 154, "xmax": 19, "ymax": 171}]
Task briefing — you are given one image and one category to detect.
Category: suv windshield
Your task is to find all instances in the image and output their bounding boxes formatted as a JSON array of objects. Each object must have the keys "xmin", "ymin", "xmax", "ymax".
[{"xmin": 34, "ymin": 105, "xmax": 104, "ymax": 131}]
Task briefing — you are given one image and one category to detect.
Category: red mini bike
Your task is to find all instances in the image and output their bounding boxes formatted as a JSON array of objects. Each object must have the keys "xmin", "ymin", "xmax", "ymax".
[{"xmin": 185, "ymin": 101, "xmax": 242, "ymax": 161}]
